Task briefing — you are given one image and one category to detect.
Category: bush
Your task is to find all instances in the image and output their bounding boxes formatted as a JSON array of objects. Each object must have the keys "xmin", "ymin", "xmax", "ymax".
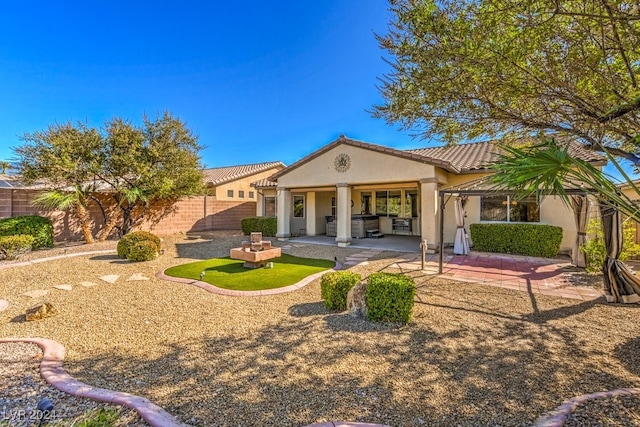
[
  {"xmin": 117, "ymin": 231, "xmax": 161, "ymax": 260},
  {"xmin": 320, "ymin": 271, "xmax": 361, "ymax": 310},
  {"xmin": 581, "ymin": 218, "xmax": 640, "ymax": 273},
  {"xmin": 127, "ymin": 240, "xmax": 159, "ymax": 262},
  {"xmin": 469, "ymin": 223, "xmax": 563, "ymax": 258},
  {"xmin": 0, "ymin": 234, "xmax": 35, "ymax": 260},
  {"xmin": 241, "ymin": 217, "xmax": 277, "ymax": 237},
  {"xmin": 0, "ymin": 215, "xmax": 53, "ymax": 249},
  {"xmin": 366, "ymin": 273, "xmax": 415, "ymax": 324}
]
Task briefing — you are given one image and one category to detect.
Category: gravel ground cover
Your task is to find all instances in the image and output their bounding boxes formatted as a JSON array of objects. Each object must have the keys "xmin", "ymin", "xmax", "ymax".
[
  {"xmin": 0, "ymin": 342, "xmax": 145, "ymax": 426},
  {"xmin": 0, "ymin": 232, "xmax": 639, "ymax": 426}
]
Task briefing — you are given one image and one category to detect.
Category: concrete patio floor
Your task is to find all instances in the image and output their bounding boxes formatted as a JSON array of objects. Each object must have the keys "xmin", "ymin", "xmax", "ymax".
[{"xmin": 287, "ymin": 235, "xmax": 604, "ymax": 301}]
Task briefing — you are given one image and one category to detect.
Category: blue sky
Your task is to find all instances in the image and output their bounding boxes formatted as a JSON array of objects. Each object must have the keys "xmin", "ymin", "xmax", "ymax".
[{"xmin": 0, "ymin": 0, "xmax": 428, "ymax": 168}]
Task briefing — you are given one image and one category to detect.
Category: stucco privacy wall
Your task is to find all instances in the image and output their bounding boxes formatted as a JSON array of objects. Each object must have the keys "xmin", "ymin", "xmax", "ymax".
[
  {"xmin": 0, "ymin": 189, "xmax": 253, "ymax": 241},
  {"xmin": 276, "ymin": 144, "xmax": 437, "ymax": 188}
]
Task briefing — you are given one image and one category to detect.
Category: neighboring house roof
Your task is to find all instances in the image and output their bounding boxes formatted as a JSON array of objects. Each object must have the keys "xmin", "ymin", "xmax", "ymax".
[
  {"xmin": 407, "ymin": 137, "xmax": 606, "ymax": 173},
  {"xmin": 0, "ymin": 174, "xmax": 50, "ymax": 190},
  {"xmin": 202, "ymin": 161, "xmax": 285, "ymax": 186},
  {"xmin": 251, "ymin": 178, "xmax": 277, "ymax": 189},
  {"xmin": 270, "ymin": 135, "xmax": 461, "ymax": 180}
]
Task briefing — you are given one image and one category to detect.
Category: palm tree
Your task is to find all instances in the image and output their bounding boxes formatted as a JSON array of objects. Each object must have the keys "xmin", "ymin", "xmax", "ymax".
[
  {"xmin": 490, "ymin": 138, "xmax": 640, "ymax": 303},
  {"xmin": 33, "ymin": 187, "xmax": 96, "ymax": 244},
  {"xmin": 0, "ymin": 161, "xmax": 12, "ymax": 174}
]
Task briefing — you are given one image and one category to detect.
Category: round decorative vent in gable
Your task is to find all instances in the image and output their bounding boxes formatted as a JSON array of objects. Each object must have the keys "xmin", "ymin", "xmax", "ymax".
[{"xmin": 334, "ymin": 153, "xmax": 351, "ymax": 172}]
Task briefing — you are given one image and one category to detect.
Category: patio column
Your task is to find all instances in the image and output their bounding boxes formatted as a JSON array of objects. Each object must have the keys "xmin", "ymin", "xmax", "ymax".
[
  {"xmin": 276, "ymin": 187, "xmax": 291, "ymax": 240},
  {"xmin": 336, "ymin": 183, "xmax": 351, "ymax": 247},
  {"xmin": 420, "ymin": 178, "xmax": 439, "ymax": 251},
  {"xmin": 306, "ymin": 191, "xmax": 317, "ymax": 236}
]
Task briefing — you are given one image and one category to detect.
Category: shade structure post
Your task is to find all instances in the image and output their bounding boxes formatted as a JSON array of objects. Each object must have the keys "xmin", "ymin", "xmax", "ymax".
[{"xmin": 439, "ymin": 191, "xmax": 445, "ymax": 274}]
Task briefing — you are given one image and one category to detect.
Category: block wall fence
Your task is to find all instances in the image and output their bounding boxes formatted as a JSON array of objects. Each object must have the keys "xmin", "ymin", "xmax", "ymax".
[{"xmin": 0, "ymin": 189, "xmax": 254, "ymax": 242}]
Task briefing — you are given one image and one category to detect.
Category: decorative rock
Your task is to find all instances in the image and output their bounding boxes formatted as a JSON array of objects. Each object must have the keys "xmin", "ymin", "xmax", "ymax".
[
  {"xmin": 25, "ymin": 302, "xmax": 59, "ymax": 321},
  {"xmin": 0, "ymin": 299, "xmax": 8, "ymax": 312},
  {"xmin": 54, "ymin": 284, "xmax": 73, "ymax": 291},
  {"xmin": 99, "ymin": 275, "xmax": 119, "ymax": 284},
  {"xmin": 347, "ymin": 282, "xmax": 368, "ymax": 319},
  {"xmin": 127, "ymin": 274, "xmax": 150, "ymax": 281},
  {"xmin": 79, "ymin": 281, "xmax": 99, "ymax": 287},
  {"xmin": 21, "ymin": 289, "xmax": 49, "ymax": 299}
]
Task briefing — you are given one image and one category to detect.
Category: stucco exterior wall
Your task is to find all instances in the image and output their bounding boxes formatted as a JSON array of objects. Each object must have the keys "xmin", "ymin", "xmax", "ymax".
[{"xmin": 276, "ymin": 144, "xmax": 437, "ymax": 188}]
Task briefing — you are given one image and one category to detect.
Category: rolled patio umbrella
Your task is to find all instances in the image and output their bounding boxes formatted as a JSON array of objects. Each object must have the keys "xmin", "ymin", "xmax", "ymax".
[
  {"xmin": 600, "ymin": 202, "xmax": 640, "ymax": 303},
  {"xmin": 571, "ymin": 195, "xmax": 588, "ymax": 268},
  {"xmin": 453, "ymin": 196, "xmax": 469, "ymax": 255}
]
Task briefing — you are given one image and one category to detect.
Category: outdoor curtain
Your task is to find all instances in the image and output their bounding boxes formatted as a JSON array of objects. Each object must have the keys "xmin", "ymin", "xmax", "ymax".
[
  {"xmin": 571, "ymin": 195, "xmax": 588, "ymax": 268},
  {"xmin": 600, "ymin": 202, "xmax": 640, "ymax": 303},
  {"xmin": 453, "ymin": 196, "xmax": 470, "ymax": 255}
]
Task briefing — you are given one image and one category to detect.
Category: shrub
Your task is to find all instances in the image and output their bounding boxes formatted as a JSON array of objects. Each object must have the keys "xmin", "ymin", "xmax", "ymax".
[
  {"xmin": 0, "ymin": 215, "xmax": 53, "ymax": 249},
  {"xmin": 241, "ymin": 217, "xmax": 277, "ymax": 237},
  {"xmin": 320, "ymin": 271, "xmax": 361, "ymax": 310},
  {"xmin": 117, "ymin": 231, "xmax": 161, "ymax": 260},
  {"xmin": 0, "ymin": 234, "xmax": 35, "ymax": 260},
  {"xmin": 127, "ymin": 240, "xmax": 159, "ymax": 262},
  {"xmin": 366, "ymin": 273, "xmax": 415, "ymax": 324},
  {"xmin": 581, "ymin": 218, "xmax": 640, "ymax": 273},
  {"xmin": 469, "ymin": 223, "xmax": 563, "ymax": 258}
]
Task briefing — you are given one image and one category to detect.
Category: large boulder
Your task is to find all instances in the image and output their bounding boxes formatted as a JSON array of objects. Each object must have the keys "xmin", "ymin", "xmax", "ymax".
[{"xmin": 346, "ymin": 282, "xmax": 368, "ymax": 318}]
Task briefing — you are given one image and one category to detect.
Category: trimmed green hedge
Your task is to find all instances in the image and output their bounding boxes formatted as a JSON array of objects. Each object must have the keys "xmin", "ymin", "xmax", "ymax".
[
  {"xmin": 127, "ymin": 240, "xmax": 159, "ymax": 262},
  {"xmin": 469, "ymin": 223, "xmax": 563, "ymax": 258},
  {"xmin": 320, "ymin": 271, "xmax": 361, "ymax": 310},
  {"xmin": 0, "ymin": 234, "xmax": 35, "ymax": 260},
  {"xmin": 366, "ymin": 273, "xmax": 415, "ymax": 324},
  {"xmin": 241, "ymin": 216, "xmax": 277, "ymax": 237},
  {"xmin": 0, "ymin": 215, "xmax": 54, "ymax": 249},
  {"xmin": 117, "ymin": 231, "xmax": 161, "ymax": 260}
]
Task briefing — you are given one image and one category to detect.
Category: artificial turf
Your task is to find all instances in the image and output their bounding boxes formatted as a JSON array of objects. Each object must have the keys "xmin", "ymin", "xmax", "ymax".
[{"xmin": 164, "ymin": 253, "xmax": 335, "ymax": 291}]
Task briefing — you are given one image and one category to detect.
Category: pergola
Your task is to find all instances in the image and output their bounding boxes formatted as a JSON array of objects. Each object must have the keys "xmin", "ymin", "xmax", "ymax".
[
  {"xmin": 436, "ymin": 175, "xmax": 590, "ymax": 274},
  {"xmin": 436, "ymin": 175, "xmax": 640, "ymax": 304}
]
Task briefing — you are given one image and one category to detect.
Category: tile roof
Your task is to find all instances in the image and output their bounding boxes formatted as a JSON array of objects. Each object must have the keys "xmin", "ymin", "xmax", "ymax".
[
  {"xmin": 251, "ymin": 178, "xmax": 277, "ymax": 189},
  {"xmin": 406, "ymin": 137, "xmax": 606, "ymax": 173},
  {"xmin": 202, "ymin": 161, "xmax": 285, "ymax": 186}
]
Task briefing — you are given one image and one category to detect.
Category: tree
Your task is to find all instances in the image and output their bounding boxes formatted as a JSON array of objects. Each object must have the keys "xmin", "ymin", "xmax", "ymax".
[
  {"xmin": 97, "ymin": 112, "xmax": 205, "ymax": 235},
  {"xmin": 0, "ymin": 161, "xmax": 12, "ymax": 174},
  {"xmin": 374, "ymin": 0, "xmax": 640, "ymax": 165},
  {"xmin": 15, "ymin": 122, "xmax": 104, "ymax": 243}
]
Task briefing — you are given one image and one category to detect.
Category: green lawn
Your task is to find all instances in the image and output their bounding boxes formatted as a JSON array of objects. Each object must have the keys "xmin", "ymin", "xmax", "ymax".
[{"xmin": 164, "ymin": 254, "xmax": 335, "ymax": 291}]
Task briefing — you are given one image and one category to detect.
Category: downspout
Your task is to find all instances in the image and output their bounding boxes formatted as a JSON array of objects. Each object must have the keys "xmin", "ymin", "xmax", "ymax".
[{"xmin": 438, "ymin": 190, "xmax": 445, "ymax": 274}]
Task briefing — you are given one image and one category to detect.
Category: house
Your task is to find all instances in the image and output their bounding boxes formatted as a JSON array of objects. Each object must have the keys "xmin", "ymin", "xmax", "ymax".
[
  {"xmin": 253, "ymin": 135, "xmax": 605, "ymax": 253},
  {"xmin": 203, "ymin": 161, "xmax": 285, "ymax": 201}
]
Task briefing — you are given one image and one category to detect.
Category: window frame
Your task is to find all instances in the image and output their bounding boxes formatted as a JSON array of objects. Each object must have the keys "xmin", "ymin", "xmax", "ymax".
[
  {"xmin": 480, "ymin": 195, "xmax": 540, "ymax": 223},
  {"xmin": 293, "ymin": 195, "xmax": 305, "ymax": 218},
  {"xmin": 227, "ymin": 189, "xmax": 234, "ymax": 198}
]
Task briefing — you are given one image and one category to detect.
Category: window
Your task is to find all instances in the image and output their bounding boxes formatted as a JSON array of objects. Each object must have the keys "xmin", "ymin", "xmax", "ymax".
[
  {"xmin": 331, "ymin": 197, "xmax": 336, "ymax": 216},
  {"xmin": 249, "ymin": 191, "xmax": 254, "ymax": 199},
  {"xmin": 361, "ymin": 192, "xmax": 372, "ymax": 215},
  {"xmin": 293, "ymin": 195, "xmax": 305, "ymax": 218},
  {"xmin": 227, "ymin": 189, "xmax": 234, "ymax": 198},
  {"xmin": 264, "ymin": 196, "xmax": 276, "ymax": 217},
  {"xmin": 405, "ymin": 190, "xmax": 418, "ymax": 217},
  {"xmin": 375, "ymin": 190, "xmax": 401, "ymax": 217},
  {"xmin": 480, "ymin": 195, "xmax": 540, "ymax": 222},
  {"xmin": 239, "ymin": 190, "xmax": 245, "ymax": 198}
]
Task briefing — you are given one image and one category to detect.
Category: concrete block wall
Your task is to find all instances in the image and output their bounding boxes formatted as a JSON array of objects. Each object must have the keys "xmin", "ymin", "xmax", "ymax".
[{"xmin": 0, "ymin": 189, "xmax": 255, "ymax": 242}]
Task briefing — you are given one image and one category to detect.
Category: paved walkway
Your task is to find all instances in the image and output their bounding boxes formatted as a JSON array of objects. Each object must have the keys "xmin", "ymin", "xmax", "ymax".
[{"xmin": 391, "ymin": 252, "xmax": 603, "ymax": 301}]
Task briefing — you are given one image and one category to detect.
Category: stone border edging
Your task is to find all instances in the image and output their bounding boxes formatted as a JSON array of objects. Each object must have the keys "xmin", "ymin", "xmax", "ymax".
[
  {"xmin": 0, "ymin": 338, "xmax": 188, "ymax": 427},
  {"xmin": 533, "ymin": 387, "xmax": 640, "ymax": 427},
  {"xmin": 156, "ymin": 262, "xmax": 342, "ymax": 297},
  {"xmin": 0, "ymin": 250, "xmax": 117, "ymax": 269}
]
